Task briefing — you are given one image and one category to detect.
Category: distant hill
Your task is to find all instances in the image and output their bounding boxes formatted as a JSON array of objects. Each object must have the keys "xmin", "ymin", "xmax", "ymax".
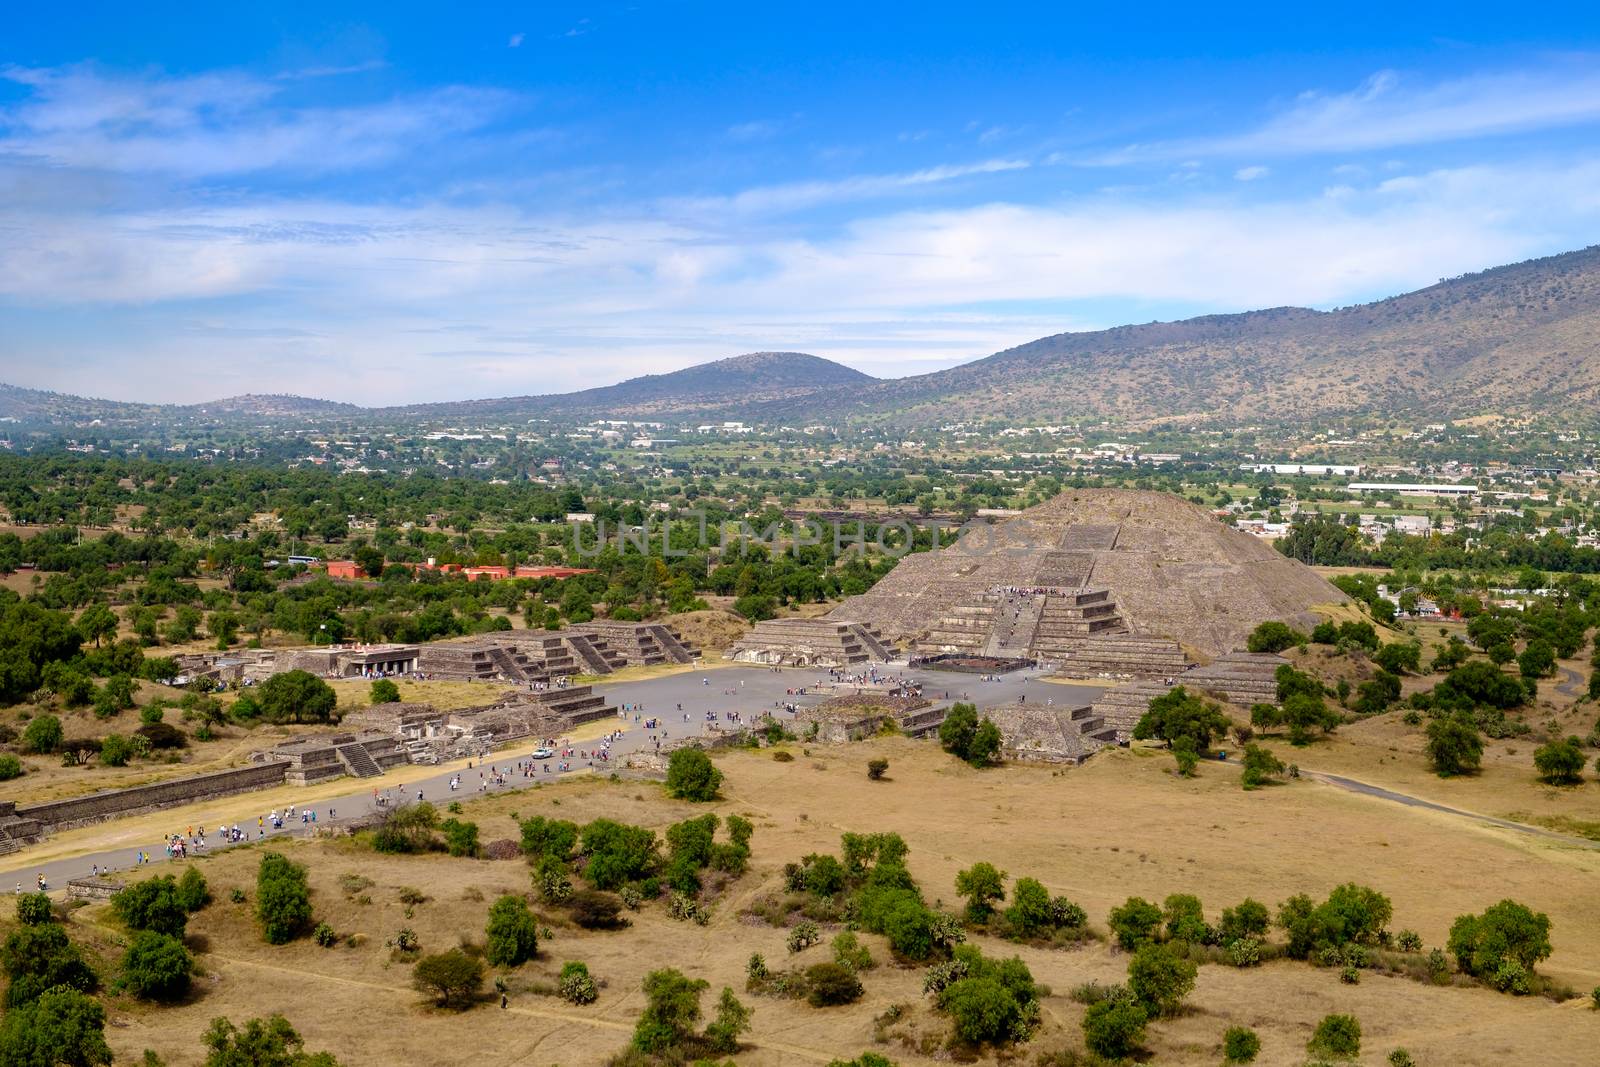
[
  {"xmin": 772, "ymin": 244, "xmax": 1600, "ymax": 425},
  {"xmin": 7, "ymin": 244, "xmax": 1600, "ymax": 430},
  {"xmin": 384, "ymin": 351, "xmax": 876, "ymax": 420}
]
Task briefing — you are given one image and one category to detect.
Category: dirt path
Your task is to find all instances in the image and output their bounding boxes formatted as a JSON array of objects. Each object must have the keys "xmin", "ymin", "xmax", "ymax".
[
  {"xmin": 1554, "ymin": 664, "xmax": 1585, "ymax": 700},
  {"xmin": 205, "ymin": 951, "xmax": 836, "ymax": 1063},
  {"xmin": 1305, "ymin": 770, "xmax": 1600, "ymax": 850}
]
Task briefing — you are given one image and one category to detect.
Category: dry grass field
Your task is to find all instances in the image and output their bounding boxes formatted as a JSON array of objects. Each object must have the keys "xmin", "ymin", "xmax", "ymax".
[{"xmin": 20, "ymin": 735, "xmax": 1600, "ymax": 1066}]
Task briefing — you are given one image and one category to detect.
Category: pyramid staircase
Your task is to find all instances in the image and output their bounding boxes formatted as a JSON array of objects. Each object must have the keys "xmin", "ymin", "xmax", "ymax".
[{"xmin": 335, "ymin": 742, "xmax": 384, "ymax": 778}]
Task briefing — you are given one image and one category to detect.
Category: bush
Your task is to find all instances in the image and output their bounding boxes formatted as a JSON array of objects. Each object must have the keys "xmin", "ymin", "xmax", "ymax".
[
  {"xmin": 1223, "ymin": 1025, "xmax": 1260, "ymax": 1063},
  {"xmin": 255, "ymin": 669, "xmax": 338, "ymax": 724},
  {"xmin": 369, "ymin": 678, "xmax": 401, "ymax": 704},
  {"xmin": 135, "ymin": 722, "xmax": 186, "ymax": 750},
  {"xmin": 440, "ymin": 817, "xmax": 481, "ymax": 858},
  {"xmin": 1081, "ymin": 987, "xmax": 1148, "ymax": 1060},
  {"xmin": 1003, "ymin": 876, "xmax": 1052, "ymax": 938},
  {"xmin": 1162, "ymin": 893, "xmax": 1208, "ymax": 944},
  {"xmin": 954, "ymin": 862, "xmax": 1007, "ymax": 923},
  {"xmin": 1, "ymin": 922, "xmax": 97, "ymax": 1008},
  {"xmin": 582, "ymin": 818, "xmax": 658, "ymax": 889},
  {"xmin": 772, "ymin": 749, "xmax": 795, "ymax": 762},
  {"xmin": 1447, "ymin": 899, "xmax": 1552, "ymax": 988},
  {"xmin": 1217, "ymin": 898, "xmax": 1270, "ymax": 946},
  {"xmin": 1389, "ymin": 1050, "xmax": 1417, "ymax": 1067},
  {"xmin": 559, "ymin": 960, "xmax": 599, "ymax": 1004},
  {"xmin": 201, "ymin": 1015, "xmax": 337, "ymax": 1065},
  {"xmin": 938, "ymin": 702, "xmax": 1002, "ymax": 767},
  {"xmin": 1127, "ymin": 943, "xmax": 1196, "ymax": 1018},
  {"xmin": 313, "ymin": 922, "xmax": 337, "ymax": 948},
  {"xmin": 1246, "ymin": 621, "xmax": 1302, "ymax": 653},
  {"xmin": 1533, "ymin": 736, "xmax": 1586, "ymax": 784},
  {"xmin": 1395, "ymin": 929, "xmax": 1423, "ymax": 952},
  {"xmin": 99, "ymin": 733, "xmax": 135, "ymax": 767},
  {"xmin": 176, "ymin": 867, "xmax": 210, "ymax": 913},
  {"xmin": 832, "ymin": 931, "xmax": 874, "ymax": 972},
  {"xmin": 0, "ymin": 754, "xmax": 21, "ymax": 780},
  {"xmin": 16, "ymin": 893, "xmax": 53, "ymax": 926},
  {"xmin": 413, "ymin": 949, "xmax": 485, "ymax": 1009},
  {"xmin": 485, "ymin": 894, "xmax": 539, "ymax": 966},
  {"xmin": 21, "ymin": 715, "xmax": 62, "ymax": 755},
  {"xmin": 631, "ymin": 967, "xmax": 710, "ymax": 1054},
  {"xmin": 371, "ymin": 802, "xmax": 440, "ymax": 855},
  {"xmin": 1426, "ymin": 713, "xmax": 1483, "ymax": 776},
  {"xmin": 805, "ymin": 961, "xmax": 864, "ymax": 1006},
  {"xmin": 1108, "ymin": 896, "xmax": 1163, "ymax": 949},
  {"xmin": 0, "ymin": 986, "xmax": 112, "ymax": 1067},
  {"xmin": 111, "ymin": 876, "xmax": 188, "ymax": 938},
  {"xmin": 255, "ymin": 852, "xmax": 312, "ymax": 944},
  {"xmin": 568, "ymin": 889, "xmax": 626, "ymax": 930},
  {"xmin": 1308, "ymin": 1013, "xmax": 1361, "ymax": 1059},
  {"xmin": 866, "ymin": 757, "xmax": 889, "ymax": 780},
  {"xmin": 787, "ymin": 921, "xmax": 821, "ymax": 953},
  {"xmin": 119, "ymin": 930, "xmax": 192, "ymax": 1001}
]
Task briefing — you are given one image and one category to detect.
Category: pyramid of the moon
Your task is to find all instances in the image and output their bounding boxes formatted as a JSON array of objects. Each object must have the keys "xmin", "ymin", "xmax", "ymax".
[{"xmin": 832, "ymin": 489, "xmax": 1344, "ymax": 660}]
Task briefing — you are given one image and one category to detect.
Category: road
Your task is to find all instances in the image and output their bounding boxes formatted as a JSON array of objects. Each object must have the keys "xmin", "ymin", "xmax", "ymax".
[
  {"xmin": 2, "ymin": 662, "xmax": 1098, "ymax": 890},
  {"xmin": 1305, "ymin": 771, "xmax": 1600, "ymax": 849}
]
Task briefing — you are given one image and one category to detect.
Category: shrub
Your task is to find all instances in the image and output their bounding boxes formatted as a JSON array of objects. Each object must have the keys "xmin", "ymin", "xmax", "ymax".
[
  {"xmin": 0, "ymin": 754, "xmax": 22, "ymax": 780},
  {"xmin": 1217, "ymin": 898, "xmax": 1270, "ymax": 946},
  {"xmin": 255, "ymin": 852, "xmax": 312, "ymax": 945},
  {"xmin": 631, "ymin": 967, "xmax": 710, "ymax": 1054},
  {"xmin": 98, "ymin": 733, "xmax": 135, "ymax": 767},
  {"xmin": 569, "ymin": 889, "xmax": 627, "ymax": 930},
  {"xmin": 559, "ymin": 960, "xmax": 599, "ymax": 1004},
  {"xmin": 832, "ymin": 931, "xmax": 874, "ymax": 972},
  {"xmin": 665, "ymin": 747, "xmax": 723, "ymax": 801},
  {"xmin": 485, "ymin": 895, "xmax": 539, "ymax": 967},
  {"xmin": 1223, "ymin": 1025, "xmax": 1260, "ymax": 1063},
  {"xmin": 119, "ymin": 930, "xmax": 192, "ymax": 1002},
  {"xmin": 1003, "ymin": 876, "xmax": 1052, "ymax": 938},
  {"xmin": 1426, "ymin": 713, "xmax": 1483, "ymax": 776},
  {"xmin": 16, "ymin": 893, "xmax": 53, "ymax": 926},
  {"xmin": 806, "ymin": 961, "xmax": 864, "ymax": 1006},
  {"xmin": 939, "ymin": 702, "xmax": 1002, "ymax": 767},
  {"xmin": 772, "ymin": 749, "xmax": 795, "ymax": 762},
  {"xmin": 954, "ymin": 862, "xmax": 1007, "ymax": 923},
  {"xmin": 255, "ymin": 669, "xmax": 338, "ymax": 724},
  {"xmin": 1108, "ymin": 896, "xmax": 1163, "ymax": 949},
  {"xmin": 1246, "ymin": 621, "xmax": 1302, "ymax": 653},
  {"xmin": 313, "ymin": 922, "xmax": 337, "ymax": 948},
  {"xmin": 787, "ymin": 921, "xmax": 822, "ymax": 953},
  {"xmin": 581, "ymin": 818, "xmax": 658, "ymax": 889},
  {"xmin": 413, "ymin": 949, "xmax": 485, "ymax": 1009},
  {"xmin": 1533, "ymin": 737, "xmax": 1586, "ymax": 785},
  {"xmin": 369, "ymin": 678, "xmax": 401, "ymax": 704},
  {"xmin": 176, "ymin": 868, "xmax": 210, "ymax": 913},
  {"xmin": 1396, "ymin": 929, "xmax": 1423, "ymax": 952},
  {"xmin": 111, "ymin": 876, "xmax": 188, "ymax": 938},
  {"xmin": 0, "ymin": 986, "xmax": 112, "ymax": 1067},
  {"xmin": 21, "ymin": 715, "xmax": 62, "ymax": 755},
  {"xmin": 1162, "ymin": 893, "xmax": 1208, "ymax": 944},
  {"xmin": 866, "ymin": 757, "xmax": 889, "ymax": 780},
  {"xmin": 1081, "ymin": 987, "xmax": 1148, "ymax": 1060},
  {"xmin": 1389, "ymin": 1050, "xmax": 1417, "ymax": 1067},
  {"xmin": 1240, "ymin": 743, "xmax": 1285, "ymax": 789},
  {"xmin": 1127, "ymin": 942, "xmax": 1196, "ymax": 1018},
  {"xmin": 372, "ymin": 802, "xmax": 440, "ymax": 855},
  {"xmin": 135, "ymin": 722, "xmax": 186, "ymax": 750},
  {"xmin": 1227, "ymin": 937, "xmax": 1261, "ymax": 967},
  {"xmin": 440, "ymin": 817, "xmax": 481, "ymax": 858},
  {"xmin": 1308, "ymin": 1013, "xmax": 1361, "ymax": 1060},
  {"xmin": 1, "ymin": 922, "xmax": 97, "ymax": 1008},
  {"xmin": 1447, "ymin": 899, "xmax": 1552, "ymax": 989}
]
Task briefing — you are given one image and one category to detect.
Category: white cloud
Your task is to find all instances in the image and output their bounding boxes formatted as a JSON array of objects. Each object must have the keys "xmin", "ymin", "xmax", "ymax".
[
  {"xmin": 0, "ymin": 64, "xmax": 512, "ymax": 176},
  {"xmin": 1234, "ymin": 165, "xmax": 1269, "ymax": 181},
  {"xmin": 508, "ymin": 32, "xmax": 525, "ymax": 48},
  {"xmin": 4, "ymin": 157, "xmax": 1598, "ymax": 403},
  {"xmin": 1092, "ymin": 61, "xmax": 1600, "ymax": 162},
  {"xmin": 681, "ymin": 158, "xmax": 1032, "ymax": 216},
  {"xmin": 726, "ymin": 119, "xmax": 780, "ymax": 141}
]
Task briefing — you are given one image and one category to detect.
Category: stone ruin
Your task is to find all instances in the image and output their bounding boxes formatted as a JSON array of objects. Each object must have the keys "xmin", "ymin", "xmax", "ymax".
[
  {"xmin": 266, "ymin": 732, "xmax": 410, "ymax": 784},
  {"xmin": 793, "ymin": 693, "xmax": 941, "ymax": 741},
  {"xmin": 834, "ymin": 488, "xmax": 1342, "ymax": 682},
  {"xmin": 728, "ymin": 619, "xmax": 894, "ymax": 667},
  {"xmin": 982, "ymin": 702, "xmax": 1117, "ymax": 764},
  {"xmin": 1086, "ymin": 651, "xmax": 1289, "ymax": 741},
  {"xmin": 338, "ymin": 684, "xmax": 622, "ymax": 764}
]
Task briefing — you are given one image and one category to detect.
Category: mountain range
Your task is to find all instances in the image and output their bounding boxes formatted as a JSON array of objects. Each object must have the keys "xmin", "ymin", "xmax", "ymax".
[{"xmin": 5, "ymin": 244, "xmax": 1600, "ymax": 430}]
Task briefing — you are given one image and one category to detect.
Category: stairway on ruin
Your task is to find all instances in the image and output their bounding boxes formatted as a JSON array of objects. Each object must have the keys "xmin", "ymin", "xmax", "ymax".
[
  {"xmin": 984, "ymin": 595, "xmax": 1046, "ymax": 657},
  {"xmin": 335, "ymin": 743, "xmax": 384, "ymax": 778}
]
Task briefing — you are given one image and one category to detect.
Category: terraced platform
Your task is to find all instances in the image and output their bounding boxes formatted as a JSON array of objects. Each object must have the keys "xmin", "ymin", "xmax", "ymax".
[
  {"xmin": 571, "ymin": 622, "xmax": 702, "ymax": 665},
  {"xmin": 1049, "ymin": 634, "xmax": 1190, "ymax": 680},
  {"xmin": 729, "ymin": 619, "xmax": 893, "ymax": 667},
  {"xmin": 1181, "ymin": 651, "xmax": 1288, "ymax": 706},
  {"xmin": 985, "ymin": 702, "xmax": 1119, "ymax": 763}
]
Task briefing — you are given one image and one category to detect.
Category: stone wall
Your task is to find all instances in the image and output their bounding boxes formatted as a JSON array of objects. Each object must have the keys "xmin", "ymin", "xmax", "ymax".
[{"xmin": 17, "ymin": 761, "xmax": 290, "ymax": 833}]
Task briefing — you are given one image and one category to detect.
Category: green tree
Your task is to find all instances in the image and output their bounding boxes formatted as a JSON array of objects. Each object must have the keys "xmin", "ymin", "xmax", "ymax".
[
  {"xmin": 369, "ymin": 678, "xmax": 400, "ymax": 704},
  {"xmin": 0, "ymin": 985, "xmax": 112, "ymax": 1067},
  {"xmin": 1127, "ymin": 942, "xmax": 1197, "ymax": 1018},
  {"xmin": 77, "ymin": 603, "xmax": 119, "ymax": 648},
  {"xmin": 632, "ymin": 968, "xmax": 710, "ymax": 1054},
  {"xmin": 176, "ymin": 867, "xmax": 211, "ymax": 913},
  {"xmin": 1081, "ymin": 987, "xmax": 1148, "ymax": 1060},
  {"xmin": 1308, "ymin": 1014, "xmax": 1361, "ymax": 1060},
  {"xmin": 1426, "ymin": 713, "xmax": 1483, "ymax": 777},
  {"xmin": 1533, "ymin": 737, "xmax": 1585, "ymax": 785},
  {"xmin": 120, "ymin": 930, "xmax": 193, "ymax": 1001},
  {"xmin": 202, "ymin": 1014, "xmax": 341, "ymax": 1067},
  {"xmin": 1517, "ymin": 640, "xmax": 1555, "ymax": 680},
  {"xmin": 1134, "ymin": 686, "xmax": 1231, "ymax": 752},
  {"xmin": 99, "ymin": 733, "xmax": 135, "ymax": 767},
  {"xmin": 1162, "ymin": 893, "xmax": 1208, "ymax": 944},
  {"xmin": 22, "ymin": 714, "xmax": 63, "ymax": 755},
  {"xmin": 1239, "ymin": 743, "xmax": 1285, "ymax": 789},
  {"xmin": 1003, "ymin": 877, "xmax": 1052, "ymax": 938},
  {"xmin": 111, "ymin": 875, "xmax": 188, "ymax": 938},
  {"xmin": 16, "ymin": 893, "xmax": 53, "ymax": 926},
  {"xmin": 440, "ymin": 817, "xmax": 481, "ymax": 858},
  {"xmin": 1447, "ymin": 900, "xmax": 1552, "ymax": 990},
  {"xmin": 484, "ymin": 895, "xmax": 539, "ymax": 967},
  {"xmin": 954, "ymin": 862, "xmax": 1007, "ymax": 923},
  {"xmin": 412, "ymin": 949, "xmax": 485, "ymax": 1009},
  {"xmin": 255, "ymin": 670, "xmax": 338, "ymax": 725},
  {"xmin": 1223, "ymin": 1025, "xmax": 1261, "ymax": 1063},
  {"xmin": 665, "ymin": 747, "xmax": 723, "ymax": 801},
  {"xmin": 704, "ymin": 986, "xmax": 752, "ymax": 1053},
  {"xmin": 1373, "ymin": 642, "xmax": 1422, "ymax": 675},
  {"xmin": 1, "ymin": 922, "xmax": 98, "ymax": 1007},
  {"xmin": 1246, "ymin": 621, "xmax": 1302, "ymax": 653},
  {"xmin": 256, "ymin": 852, "xmax": 312, "ymax": 944},
  {"xmin": 1108, "ymin": 896, "xmax": 1164, "ymax": 950},
  {"xmin": 580, "ymin": 819, "xmax": 658, "ymax": 889},
  {"xmin": 1217, "ymin": 899, "xmax": 1270, "ymax": 946}
]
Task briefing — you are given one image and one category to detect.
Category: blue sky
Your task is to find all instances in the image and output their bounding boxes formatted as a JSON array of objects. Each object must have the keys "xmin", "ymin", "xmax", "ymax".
[{"xmin": 3, "ymin": 3, "xmax": 1600, "ymax": 404}]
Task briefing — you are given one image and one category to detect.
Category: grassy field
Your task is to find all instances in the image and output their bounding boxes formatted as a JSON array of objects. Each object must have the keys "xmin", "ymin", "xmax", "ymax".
[{"xmin": 20, "ymin": 735, "xmax": 1600, "ymax": 1066}]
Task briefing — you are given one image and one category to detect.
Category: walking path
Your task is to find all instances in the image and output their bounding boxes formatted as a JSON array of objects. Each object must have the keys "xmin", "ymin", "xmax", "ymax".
[
  {"xmin": 1, "ymin": 662, "xmax": 1092, "ymax": 890},
  {"xmin": 1306, "ymin": 770, "xmax": 1600, "ymax": 849}
]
